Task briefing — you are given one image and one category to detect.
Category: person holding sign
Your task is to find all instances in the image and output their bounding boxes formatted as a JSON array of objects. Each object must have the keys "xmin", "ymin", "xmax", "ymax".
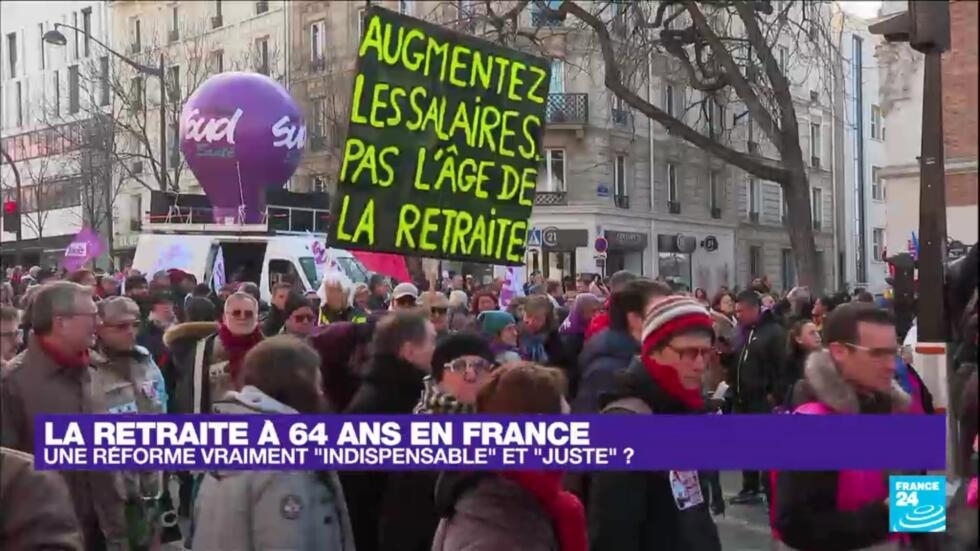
[{"xmin": 328, "ymin": 6, "xmax": 550, "ymax": 268}]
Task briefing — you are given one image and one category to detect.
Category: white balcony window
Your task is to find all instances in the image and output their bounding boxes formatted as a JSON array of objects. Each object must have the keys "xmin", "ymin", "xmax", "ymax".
[{"xmin": 538, "ymin": 149, "xmax": 566, "ymax": 192}]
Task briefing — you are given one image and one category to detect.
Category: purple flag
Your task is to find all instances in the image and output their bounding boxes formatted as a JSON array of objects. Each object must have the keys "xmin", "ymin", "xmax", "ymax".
[{"xmin": 61, "ymin": 227, "xmax": 105, "ymax": 271}]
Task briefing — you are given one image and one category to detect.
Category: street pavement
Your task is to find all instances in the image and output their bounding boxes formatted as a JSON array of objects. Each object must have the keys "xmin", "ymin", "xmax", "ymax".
[{"xmin": 716, "ymin": 471, "xmax": 774, "ymax": 550}]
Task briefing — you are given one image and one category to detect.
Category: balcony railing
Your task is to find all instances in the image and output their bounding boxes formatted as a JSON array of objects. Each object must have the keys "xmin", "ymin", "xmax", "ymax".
[
  {"xmin": 614, "ymin": 195, "xmax": 629, "ymax": 209},
  {"xmin": 310, "ymin": 56, "xmax": 326, "ymax": 73},
  {"xmin": 710, "ymin": 207, "xmax": 722, "ymax": 219},
  {"xmin": 668, "ymin": 201, "xmax": 681, "ymax": 214},
  {"xmin": 534, "ymin": 191, "xmax": 567, "ymax": 206},
  {"xmin": 546, "ymin": 93, "xmax": 588, "ymax": 126}
]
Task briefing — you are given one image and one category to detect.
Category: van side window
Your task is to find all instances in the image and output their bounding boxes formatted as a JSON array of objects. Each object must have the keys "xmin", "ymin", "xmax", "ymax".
[{"xmin": 269, "ymin": 260, "xmax": 303, "ymax": 291}]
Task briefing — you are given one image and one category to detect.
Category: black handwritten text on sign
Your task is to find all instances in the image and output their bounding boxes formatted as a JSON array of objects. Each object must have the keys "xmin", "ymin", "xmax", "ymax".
[{"xmin": 329, "ymin": 7, "xmax": 550, "ymax": 266}]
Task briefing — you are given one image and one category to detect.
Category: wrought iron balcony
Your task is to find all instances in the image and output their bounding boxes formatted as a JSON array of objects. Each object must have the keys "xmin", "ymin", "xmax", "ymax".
[
  {"xmin": 614, "ymin": 194, "xmax": 630, "ymax": 209},
  {"xmin": 546, "ymin": 93, "xmax": 588, "ymax": 127},
  {"xmin": 534, "ymin": 191, "xmax": 567, "ymax": 206}
]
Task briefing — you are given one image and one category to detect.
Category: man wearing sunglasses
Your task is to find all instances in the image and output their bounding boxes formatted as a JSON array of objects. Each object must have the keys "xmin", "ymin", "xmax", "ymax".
[
  {"xmin": 420, "ymin": 290, "xmax": 451, "ymax": 339},
  {"xmin": 91, "ymin": 296, "xmax": 179, "ymax": 548}
]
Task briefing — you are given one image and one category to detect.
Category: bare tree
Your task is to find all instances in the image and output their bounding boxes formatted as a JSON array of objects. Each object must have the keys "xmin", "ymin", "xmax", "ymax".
[
  {"xmin": 443, "ymin": 0, "xmax": 843, "ymax": 291},
  {"xmin": 19, "ymin": 154, "xmax": 57, "ymax": 240}
]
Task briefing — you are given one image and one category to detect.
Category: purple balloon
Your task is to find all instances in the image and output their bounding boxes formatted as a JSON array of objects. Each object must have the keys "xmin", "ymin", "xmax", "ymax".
[{"xmin": 180, "ymin": 72, "xmax": 304, "ymax": 223}]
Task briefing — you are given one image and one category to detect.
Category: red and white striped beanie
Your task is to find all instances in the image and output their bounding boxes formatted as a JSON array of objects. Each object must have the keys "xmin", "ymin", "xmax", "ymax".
[{"xmin": 641, "ymin": 295, "xmax": 714, "ymax": 355}]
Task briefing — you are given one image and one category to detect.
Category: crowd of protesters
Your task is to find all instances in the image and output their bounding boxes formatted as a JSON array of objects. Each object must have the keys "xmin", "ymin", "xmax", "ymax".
[{"xmin": 1, "ymin": 262, "xmax": 977, "ymax": 551}]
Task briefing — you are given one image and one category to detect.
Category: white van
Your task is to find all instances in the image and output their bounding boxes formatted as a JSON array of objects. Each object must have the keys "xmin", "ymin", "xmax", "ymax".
[{"xmin": 131, "ymin": 233, "xmax": 370, "ymax": 302}]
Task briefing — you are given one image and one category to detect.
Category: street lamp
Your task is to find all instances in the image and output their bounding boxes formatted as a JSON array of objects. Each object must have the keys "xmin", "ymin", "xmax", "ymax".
[{"xmin": 42, "ymin": 23, "xmax": 169, "ymax": 191}]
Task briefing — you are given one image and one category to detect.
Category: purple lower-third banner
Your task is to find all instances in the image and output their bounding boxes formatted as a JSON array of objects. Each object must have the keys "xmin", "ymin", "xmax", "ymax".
[{"xmin": 34, "ymin": 414, "xmax": 945, "ymax": 471}]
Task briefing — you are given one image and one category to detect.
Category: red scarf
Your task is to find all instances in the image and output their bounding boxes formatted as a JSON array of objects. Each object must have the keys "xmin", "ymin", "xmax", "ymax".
[
  {"xmin": 640, "ymin": 355, "xmax": 704, "ymax": 411},
  {"xmin": 217, "ymin": 324, "xmax": 263, "ymax": 387},
  {"xmin": 37, "ymin": 335, "xmax": 90, "ymax": 369},
  {"xmin": 500, "ymin": 471, "xmax": 587, "ymax": 551}
]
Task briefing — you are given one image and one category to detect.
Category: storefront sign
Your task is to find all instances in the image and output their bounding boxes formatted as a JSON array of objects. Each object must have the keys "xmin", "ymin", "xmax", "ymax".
[{"xmin": 605, "ymin": 230, "xmax": 648, "ymax": 251}]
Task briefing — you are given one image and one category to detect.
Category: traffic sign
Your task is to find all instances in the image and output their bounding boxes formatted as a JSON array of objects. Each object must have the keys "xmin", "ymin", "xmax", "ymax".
[
  {"xmin": 594, "ymin": 236, "xmax": 608, "ymax": 253},
  {"xmin": 527, "ymin": 228, "xmax": 542, "ymax": 247}
]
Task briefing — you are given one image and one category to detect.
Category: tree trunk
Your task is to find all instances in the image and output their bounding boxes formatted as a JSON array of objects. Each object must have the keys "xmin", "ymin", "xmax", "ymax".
[{"xmin": 783, "ymin": 168, "xmax": 823, "ymax": 294}]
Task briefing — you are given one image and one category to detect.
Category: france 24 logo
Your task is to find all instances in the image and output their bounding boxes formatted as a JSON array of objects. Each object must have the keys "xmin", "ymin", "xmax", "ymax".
[{"xmin": 889, "ymin": 475, "xmax": 946, "ymax": 533}]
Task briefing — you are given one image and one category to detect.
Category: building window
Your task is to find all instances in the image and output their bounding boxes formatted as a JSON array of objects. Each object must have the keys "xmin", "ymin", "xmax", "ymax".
[
  {"xmin": 15, "ymin": 82, "xmax": 23, "ymax": 126},
  {"xmin": 130, "ymin": 17, "xmax": 141, "ymax": 52},
  {"xmin": 255, "ymin": 37, "xmax": 270, "ymax": 75},
  {"xmin": 131, "ymin": 75, "xmax": 144, "ymax": 110},
  {"xmin": 871, "ymin": 166, "xmax": 885, "ymax": 201},
  {"xmin": 209, "ymin": 50, "xmax": 224, "ymax": 73},
  {"xmin": 809, "ymin": 122, "xmax": 821, "ymax": 166},
  {"xmin": 52, "ymin": 70, "xmax": 60, "ymax": 116},
  {"xmin": 541, "ymin": 149, "xmax": 566, "ymax": 192},
  {"xmin": 872, "ymin": 228, "xmax": 886, "ymax": 261},
  {"xmin": 709, "ymin": 171, "xmax": 720, "ymax": 211},
  {"xmin": 666, "ymin": 163, "xmax": 678, "ymax": 203},
  {"xmin": 781, "ymin": 249, "xmax": 795, "ymax": 289},
  {"xmin": 72, "ymin": 12, "xmax": 79, "ymax": 60},
  {"xmin": 614, "ymin": 154, "xmax": 628, "ymax": 208},
  {"xmin": 747, "ymin": 178, "xmax": 761, "ymax": 216},
  {"xmin": 99, "ymin": 56, "xmax": 109, "ymax": 106},
  {"xmin": 871, "ymin": 104, "xmax": 883, "ymax": 140},
  {"xmin": 68, "ymin": 64, "xmax": 80, "ymax": 114},
  {"xmin": 358, "ymin": 8, "xmax": 367, "ymax": 38},
  {"xmin": 311, "ymin": 175, "xmax": 326, "ymax": 193},
  {"xmin": 38, "ymin": 24, "xmax": 46, "ymax": 70},
  {"xmin": 778, "ymin": 45, "xmax": 788, "ymax": 73},
  {"xmin": 749, "ymin": 245, "xmax": 763, "ymax": 279},
  {"xmin": 167, "ymin": 66, "xmax": 180, "ymax": 100},
  {"xmin": 776, "ymin": 184, "xmax": 785, "ymax": 221},
  {"xmin": 811, "ymin": 187, "xmax": 823, "ymax": 227},
  {"xmin": 310, "ymin": 21, "xmax": 325, "ymax": 65},
  {"xmin": 82, "ymin": 8, "xmax": 92, "ymax": 57},
  {"xmin": 6, "ymin": 32, "xmax": 17, "ymax": 78},
  {"xmin": 399, "ymin": 0, "xmax": 410, "ymax": 15},
  {"xmin": 664, "ymin": 83, "xmax": 675, "ymax": 117}
]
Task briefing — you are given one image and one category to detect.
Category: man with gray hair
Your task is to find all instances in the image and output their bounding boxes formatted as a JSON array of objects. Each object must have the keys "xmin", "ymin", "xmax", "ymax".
[
  {"xmin": 1, "ymin": 281, "xmax": 129, "ymax": 549},
  {"xmin": 92, "ymin": 296, "xmax": 180, "ymax": 547}
]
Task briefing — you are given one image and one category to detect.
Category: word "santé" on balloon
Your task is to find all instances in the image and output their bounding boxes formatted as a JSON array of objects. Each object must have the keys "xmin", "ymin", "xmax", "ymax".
[
  {"xmin": 349, "ymin": 76, "xmax": 541, "ymax": 161},
  {"xmin": 359, "ymin": 15, "xmax": 548, "ymax": 104},
  {"xmin": 334, "ymin": 197, "xmax": 529, "ymax": 264},
  {"xmin": 339, "ymin": 139, "xmax": 537, "ymax": 204}
]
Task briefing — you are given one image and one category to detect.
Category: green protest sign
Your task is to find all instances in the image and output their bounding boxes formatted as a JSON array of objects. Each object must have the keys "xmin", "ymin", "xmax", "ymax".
[{"xmin": 329, "ymin": 6, "xmax": 551, "ymax": 266}]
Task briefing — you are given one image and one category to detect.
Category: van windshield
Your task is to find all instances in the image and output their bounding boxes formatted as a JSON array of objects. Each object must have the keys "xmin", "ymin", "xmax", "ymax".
[
  {"xmin": 336, "ymin": 257, "xmax": 370, "ymax": 283},
  {"xmin": 298, "ymin": 257, "xmax": 320, "ymax": 290}
]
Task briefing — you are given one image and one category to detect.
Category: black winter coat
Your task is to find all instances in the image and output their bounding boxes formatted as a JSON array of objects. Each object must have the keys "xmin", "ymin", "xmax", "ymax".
[
  {"xmin": 589, "ymin": 358, "xmax": 722, "ymax": 551},
  {"xmin": 727, "ymin": 310, "xmax": 785, "ymax": 407},
  {"xmin": 340, "ymin": 354, "xmax": 427, "ymax": 551}
]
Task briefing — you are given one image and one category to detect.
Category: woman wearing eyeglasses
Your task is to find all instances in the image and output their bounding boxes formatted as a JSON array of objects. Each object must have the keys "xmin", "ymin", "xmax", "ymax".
[{"xmin": 378, "ymin": 333, "xmax": 496, "ymax": 551}]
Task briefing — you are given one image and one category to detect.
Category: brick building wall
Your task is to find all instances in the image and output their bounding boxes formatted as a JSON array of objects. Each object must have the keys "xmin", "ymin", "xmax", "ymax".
[{"xmin": 942, "ymin": 0, "xmax": 978, "ymax": 208}]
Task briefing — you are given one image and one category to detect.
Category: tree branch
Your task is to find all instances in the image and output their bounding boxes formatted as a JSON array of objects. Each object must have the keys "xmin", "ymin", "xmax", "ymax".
[{"xmin": 560, "ymin": 1, "xmax": 790, "ymax": 182}]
